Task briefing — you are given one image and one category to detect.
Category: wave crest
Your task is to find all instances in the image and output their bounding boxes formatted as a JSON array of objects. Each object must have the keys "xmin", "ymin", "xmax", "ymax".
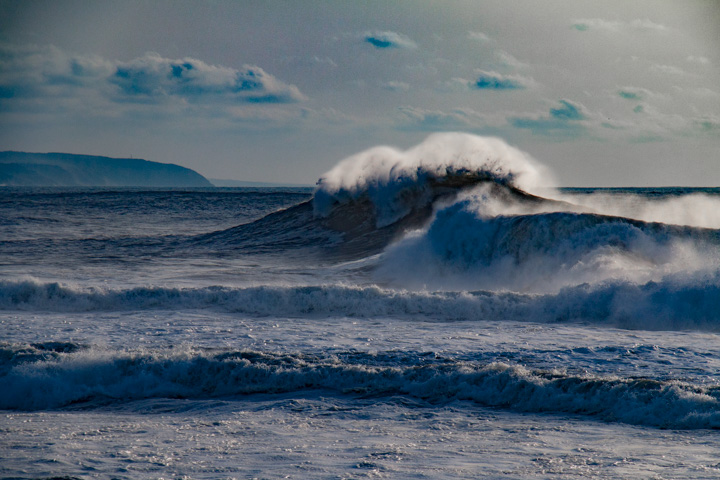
[
  {"xmin": 313, "ymin": 133, "xmax": 553, "ymax": 227},
  {"xmin": 2, "ymin": 346, "xmax": 719, "ymax": 429},
  {"xmin": 2, "ymin": 278, "xmax": 720, "ymax": 331}
]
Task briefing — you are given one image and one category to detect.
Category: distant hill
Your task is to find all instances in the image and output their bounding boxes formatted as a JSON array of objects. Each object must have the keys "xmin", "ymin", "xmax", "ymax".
[{"xmin": 0, "ymin": 151, "xmax": 213, "ymax": 187}]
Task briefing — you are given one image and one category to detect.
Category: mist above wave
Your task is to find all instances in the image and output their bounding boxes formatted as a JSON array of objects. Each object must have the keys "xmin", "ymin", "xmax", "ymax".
[
  {"xmin": 558, "ymin": 191, "xmax": 720, "ymax": 229},
  {"xmin": 313, "ymin": 132, "xmax": 554, "ymax": 227}
]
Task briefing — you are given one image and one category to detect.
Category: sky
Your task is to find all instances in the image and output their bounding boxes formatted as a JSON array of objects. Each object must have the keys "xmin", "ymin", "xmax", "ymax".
[{"xmin": 1, "ymin": 0, "xmax": 719, "ymax": 186}]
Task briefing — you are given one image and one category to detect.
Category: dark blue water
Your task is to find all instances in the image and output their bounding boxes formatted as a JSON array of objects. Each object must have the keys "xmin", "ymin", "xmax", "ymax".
[{"xmin": 2, "ymin": 178, "xmax": 720, "ymax": 477}]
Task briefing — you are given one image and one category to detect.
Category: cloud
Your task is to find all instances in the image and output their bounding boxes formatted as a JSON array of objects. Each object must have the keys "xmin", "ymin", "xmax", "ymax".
[
  {"xmin": 437, "ymin": 77, "xmax": 474, "ymax": 93},
  {"xmin": 572, "ymin": 18, "xmax": 668, "ymax": 33},
  {"xmin": 686, "ymin": 56, "xmax": 710, "ymax": 66},
  {"xmin": 619, "ymin": 90, "xmax": 641, "ymax": 100},
  {"xmin": 510, "ymin": 99, "xmax": 588, "ymax": 136},
  {"xmin": 549, "ymin": 100, "xmax": 585, "ymax": 120},
  {"xmin": 472, "ymin": 70, "xmax": 530, "ymax": 90},
  {"xmin": 280, "ymin": 55, "xmax": 337, "ymax": 69},
  {"xmin": 110, "ymin": 53, "xmax": 305, "ymax": 104},
  {"xmin": 299, "ymin": 107, "xmax": 357, "ymax": 125},
  {"xmin": 673, "ymin": 86, "xmax": 720, "ymax": 98},
  {"xmin": 617, "ymin": 87, "xmax": 656, "ymax": 101},
  {"xmin": 397, "ymin": 106, "xmax": 500, "ymax": 131},
  {"xmin": 379, "ymin": 81, "xmax": 411, "ymax": 92},
  {"xmin": 0, "ymin": 43, "xmax": 112, "ymax": 99},
  {"xmin": 650, "ymin": 64, "xmax": 688, "ymax": 76},
  {"xmin": 0, "ymin": 43, "xmax": 306, "ymax": 120},
  {"xmin": 467, "ymin": 31, "xmax": 492, "ymax": 43},
  {"xmin": 364, "ymin": 31, "xmax": 417, "ymax": 49},
  {"xmin": 693, "ymin": 115, "xmax": 720, "ymax": 134},
  {"xmin": 595, "ymin": 102, "xmax": 720, "ymax": 140},
  {"xmin": 494, "ymin": 51, "xmax": 528, "ymax": 70}
]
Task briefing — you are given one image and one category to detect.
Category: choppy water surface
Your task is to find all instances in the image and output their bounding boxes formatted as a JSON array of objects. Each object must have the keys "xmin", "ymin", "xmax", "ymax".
[{"xmin": 2, "ymin": 133, "xmax": 720, "ymax": 479}]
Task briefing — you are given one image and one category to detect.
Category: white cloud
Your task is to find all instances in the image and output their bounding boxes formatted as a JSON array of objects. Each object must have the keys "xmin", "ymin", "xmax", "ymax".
[
  {"xmin": 631, "ymin": 107, "xmax": 720, "ymax": 138},
  {"xmin": 300, "ymin": 107, "xmax": 357, "ymax": 125},
  {"xmin": 494, "ymin": 50, "xmax": 528, "ymax": 70},
  {"xmin": 437, "ymin": 77, "xmax": 473, "ymax": 93},
  {"xmin": 510, "ymin": 99, "xmax": 589, "ymax": 138},
  {"xmin": 472, "ymin": 70, "xmax": 535, "ymax": 90},
  {"xmin": 468, "ymin": 31, "xmax": 492, "ymax": 43},
  {"xmin": 397, "ymin": 105, "xmax": 499, "ymax": 131},
  {"xmin": 627, "ymin": 19, "xmax": 668, "ymax": 31},
  {"xmin": 363, "ymin": 31, "xmax": 417, "ymax": 50},
  {"xmin": 281, "ymin": 55, "xmax": 338, "ymax": 68},
  {"xmin": 379, "ymin": 81, "xmax": 411, "ymax": 92},
  {"xmin": 676, "ymin": 87, "xmax": 720, "ymax": 98},
  {"xmin": 572, "ymin": 18, "xmax": 668, "ymax": 33},
  {"xmin": 0, "ymin": 43, "xmax": 306, "ymax": 121},
  {"xmin": 650, "ymin": 64, "xmax": 688, "ymax": 76},
  {"xmin": 111, "ymin": 53, "xmax": 305, "ymax": 104},
  {"xmin": 693, "ymin": 114, "xmax": 720, "ymax": 133},
  {"xmin": 617, "ymin": 86, "xmax": 657, "ymax": 101},
  {"xmin": 686, "ymin": 56, "xmax": 710, "ymax": 66},
  {"xmin": 0, "ymin": 43, "xmax": 111, "ymax": 95}
]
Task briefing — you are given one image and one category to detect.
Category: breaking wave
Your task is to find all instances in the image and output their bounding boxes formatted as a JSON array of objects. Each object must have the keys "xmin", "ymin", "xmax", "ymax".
[
  {"xmin": 313, "ymin": 132, "xmax": 552, "ymax": 226},
  {"xmin": 2, "ymin": 345, "xmax": 719, "ymax": 429},
  {"xmin": 2, "ymin": 276, "xmax": 720, "ymax": 331},
  {"xmin": 194, "ymin": 134, "xmax": 556, "ymax": 259},
  {"xmin": 377, "ymin": 197, "xmax": 720, "ymax": 292},
  {"xmin": 191, "ymin": 133, "xmax": 720, "ymax": 292}
]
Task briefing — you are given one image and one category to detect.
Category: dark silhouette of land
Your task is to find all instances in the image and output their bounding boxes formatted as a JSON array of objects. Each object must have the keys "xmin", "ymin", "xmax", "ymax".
[{"xmin": 0, "ymin": 151, "xmax": 212, "ymax": 187}]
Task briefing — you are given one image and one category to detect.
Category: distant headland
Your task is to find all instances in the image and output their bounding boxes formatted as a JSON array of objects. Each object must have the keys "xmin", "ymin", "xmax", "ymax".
[{"xmin": 0, "ymin": 151, "xmax": 213, "ymax": 187}]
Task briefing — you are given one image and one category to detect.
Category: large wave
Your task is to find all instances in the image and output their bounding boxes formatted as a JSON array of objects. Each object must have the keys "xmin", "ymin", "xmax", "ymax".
[
  {"xmin": 197, "ymin": 133, "xmax": 720, "ymax": 290},
  {"xmin": 306, "ymin": 132, "xmax": 720, "ymax": 291},
  {"xmin": 2, "ymin": 344, "xmax": 719, "ymax": 429},
  {"xmin": 194, "ymin": 134, "xmax": 558, "ymax": 259}
]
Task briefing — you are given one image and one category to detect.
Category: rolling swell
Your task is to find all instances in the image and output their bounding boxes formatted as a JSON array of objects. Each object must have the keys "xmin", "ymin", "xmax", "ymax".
[
  {"xmin": 2, "ymin": 277, "xmax": 720, "ymax": 330},
  {"xmin": 2, "ymin": 345, "xmax": 719, "ymax": 429}
]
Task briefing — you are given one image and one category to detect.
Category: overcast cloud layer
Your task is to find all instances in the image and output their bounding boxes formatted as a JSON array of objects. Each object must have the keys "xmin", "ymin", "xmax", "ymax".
[{"xmin": 0, "ymin": 0, "xmax": 718, "ymax": 186}]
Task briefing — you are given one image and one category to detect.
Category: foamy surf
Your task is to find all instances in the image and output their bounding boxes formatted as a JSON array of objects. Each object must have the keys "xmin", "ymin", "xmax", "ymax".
[
  {"xmin": 3, "ymin": 345, "xmax": 719, "ymax": 429},
  {"xmin": 2, "ymin": 275, "xmax": 720, "ymax": 331}
]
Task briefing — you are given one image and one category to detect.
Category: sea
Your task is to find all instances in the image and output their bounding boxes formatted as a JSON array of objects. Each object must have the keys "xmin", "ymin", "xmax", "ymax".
[{"xmin": 2, "ymin": 133, "xmax": 720, "ymax": 479}]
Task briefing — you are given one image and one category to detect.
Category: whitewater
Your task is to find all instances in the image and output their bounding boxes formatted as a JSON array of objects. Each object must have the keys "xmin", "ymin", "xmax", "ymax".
[{"xmin": 2, "ymin": 133, "xmax": 720, "ymax": 479}]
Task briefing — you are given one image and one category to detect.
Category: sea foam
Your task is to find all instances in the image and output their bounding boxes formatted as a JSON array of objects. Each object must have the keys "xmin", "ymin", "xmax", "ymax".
[
  {"xmin": 2, "ymin": 346, "xmax": 719, "ymax": 429},
  {"xmin": 313, "ymin": 132, "xmax": 554, "ymax": 226},
  {"xmin": 2, "ymin": 276, "xmax": 720, "ymax": 331}
]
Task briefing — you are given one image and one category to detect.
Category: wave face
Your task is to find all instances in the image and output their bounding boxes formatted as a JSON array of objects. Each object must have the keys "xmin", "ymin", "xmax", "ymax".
[{"xmin": 2, "ymin": 345, "xmax": 719, "ymax": 429}]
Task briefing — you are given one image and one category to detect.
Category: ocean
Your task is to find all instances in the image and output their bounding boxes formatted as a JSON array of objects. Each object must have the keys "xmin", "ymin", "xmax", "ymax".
[{"xmin": 2, "ymin": 133, "xmax": 720, "ymax": 479}]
